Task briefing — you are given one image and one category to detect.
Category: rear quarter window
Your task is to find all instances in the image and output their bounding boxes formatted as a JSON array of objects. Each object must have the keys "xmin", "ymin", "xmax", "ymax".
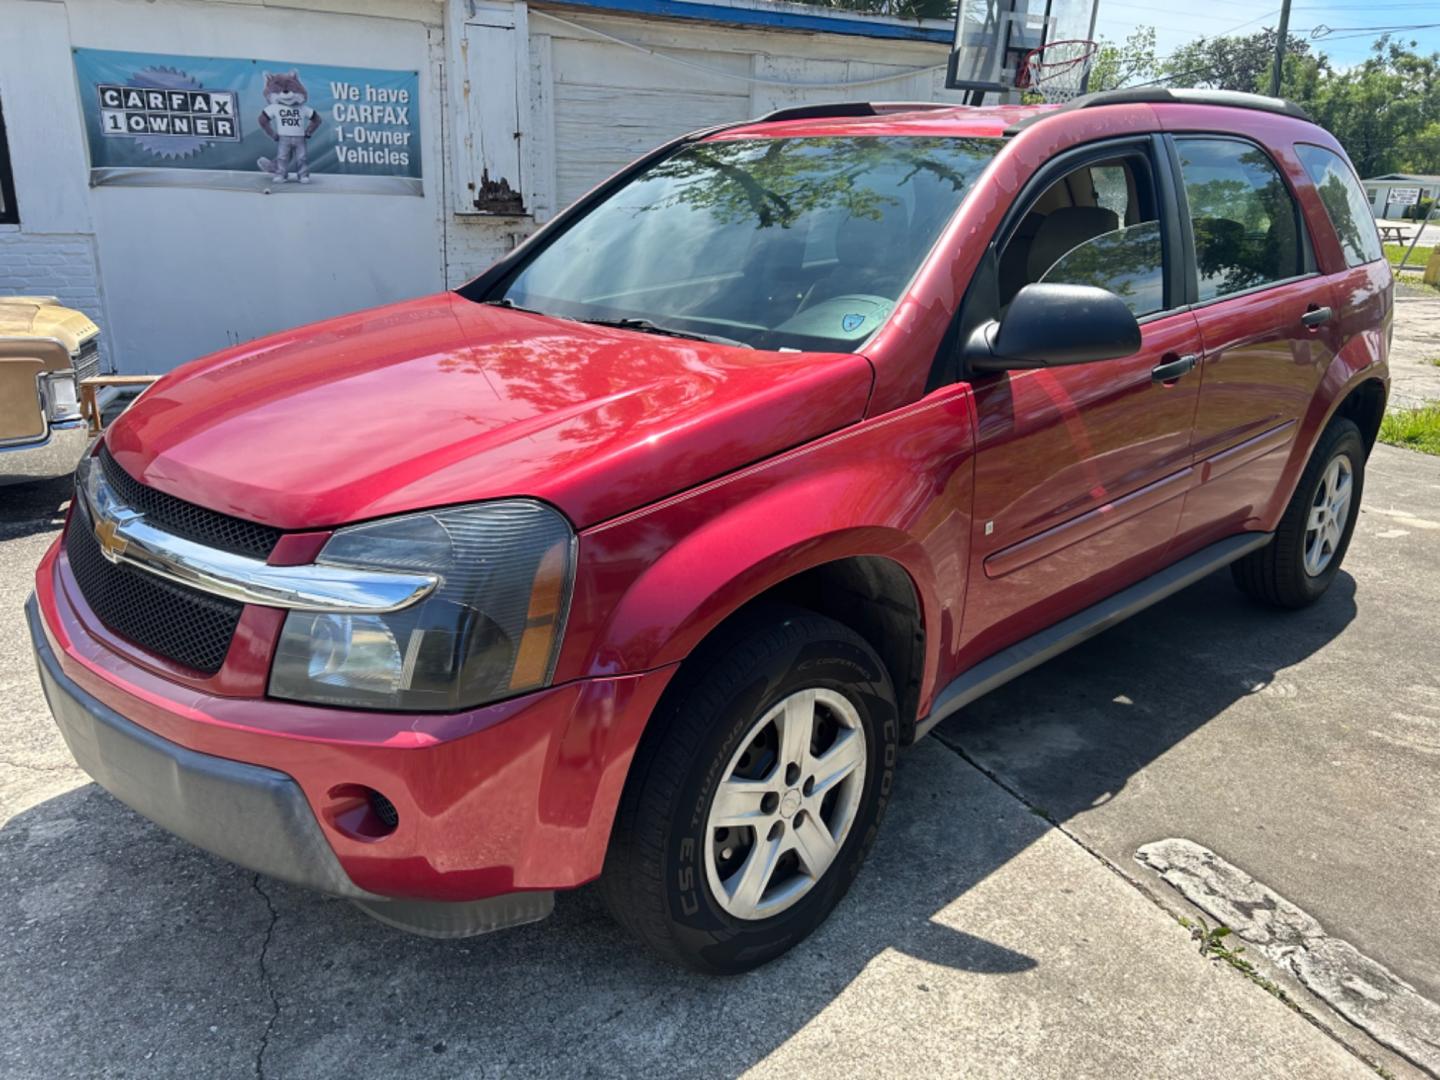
[{"xmin": 1295, "ymin": 144, "xmax": 1385, "ymax": 268}]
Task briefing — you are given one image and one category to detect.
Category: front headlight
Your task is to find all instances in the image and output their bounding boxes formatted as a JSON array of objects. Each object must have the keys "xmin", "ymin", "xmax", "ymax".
[
  {"xmin": 42, "ymin": 372, "xmax": 81, "ymax": 423},
  {"xmin": 269, "ymin": 501, "xmax": 575, "ymax": 711}
]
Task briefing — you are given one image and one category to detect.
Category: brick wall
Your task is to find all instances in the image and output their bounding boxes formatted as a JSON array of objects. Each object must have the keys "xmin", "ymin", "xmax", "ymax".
[{"xmin": 0, "ymin": 229, "xmax": 109, "ymax": 368}]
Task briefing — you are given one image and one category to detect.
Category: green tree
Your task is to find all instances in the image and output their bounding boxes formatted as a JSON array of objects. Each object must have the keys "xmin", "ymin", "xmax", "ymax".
[
  {"xmin": 1304, "ymin": 38, "xmax": 1440, "ymax": 177},
  {"xmin": 1127, "ymin": 27, "xmax": 1440, "ymax": 179},
  {"xmin": 1162, "ymin": 29, "xmax": 1321, "ymax": 92},
  {"xmin": 804, "ymin": 0, "xmax": 954, "ymax": 19},
  {"xmin": 1089, "ymin": 28, "xmax": 1159, "ymax": 92},
  {"xmin": 1400, "ymin": 121, "xmax": 1440, "ymax": 175}
]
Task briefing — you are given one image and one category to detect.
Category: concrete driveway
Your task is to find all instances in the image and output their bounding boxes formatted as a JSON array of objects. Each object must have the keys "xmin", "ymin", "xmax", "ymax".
[
  {"xmin": 1389, "ymin": 282, "xmax": 1440, "ymax": 409},
  {"xmin": 2, "ymin": 446, "xmax": 1436, "ymax": 1079}
]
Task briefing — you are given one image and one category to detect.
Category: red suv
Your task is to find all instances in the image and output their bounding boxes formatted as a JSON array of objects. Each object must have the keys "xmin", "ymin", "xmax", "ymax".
[{"xmin": 30, "ymin": 89, "xmax": 1390, "ymax": 972}]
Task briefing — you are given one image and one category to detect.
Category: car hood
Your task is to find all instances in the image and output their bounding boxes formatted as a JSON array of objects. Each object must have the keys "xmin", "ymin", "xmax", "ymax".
[{"xmin": 103, "ymin": 293, "xmax": 873, "ymax": 531}]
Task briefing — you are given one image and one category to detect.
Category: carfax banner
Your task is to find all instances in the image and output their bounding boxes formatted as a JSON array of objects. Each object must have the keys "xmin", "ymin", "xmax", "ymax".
[{"xmin": 73, "ymin": 48, "xmax": 422, "ymax": 196}]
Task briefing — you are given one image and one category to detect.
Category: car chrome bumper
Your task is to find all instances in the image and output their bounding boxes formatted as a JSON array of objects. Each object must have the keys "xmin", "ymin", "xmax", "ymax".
[{"xmin": 0, "ymin": 420, "xmax": 87, "ymax": 487}]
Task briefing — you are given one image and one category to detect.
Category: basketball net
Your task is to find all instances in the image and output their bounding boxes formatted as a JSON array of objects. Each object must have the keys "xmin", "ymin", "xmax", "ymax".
[{"xmin": 1016, "ymin": 39, "xmax": 1099, "ymax": 103}]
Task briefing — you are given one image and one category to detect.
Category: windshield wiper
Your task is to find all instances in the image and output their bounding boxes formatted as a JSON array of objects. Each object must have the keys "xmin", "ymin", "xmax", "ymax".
[
  {"xmin": 481, "ymin": 297, "xmax": 548, "ymax": 316},
  {"xmin": 579, "ymin": 317, "xmax": 751, "ymax": 349}
]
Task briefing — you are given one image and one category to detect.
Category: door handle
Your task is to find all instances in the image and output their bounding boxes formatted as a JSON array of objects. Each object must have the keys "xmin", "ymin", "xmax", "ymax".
[
  {"xmin": 1301, "ymin": 306, "xmax": 1333, "ymax": 328},
  {"xmin": 1151, "ymin": 353, "xmax": 1197, "ymax": 384}
]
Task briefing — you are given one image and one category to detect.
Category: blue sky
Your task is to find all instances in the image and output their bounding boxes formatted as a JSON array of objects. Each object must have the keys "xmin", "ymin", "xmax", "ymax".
[{"xmin": 1090, "ymin": 0, "xmax": 1440, "ymax": 69}]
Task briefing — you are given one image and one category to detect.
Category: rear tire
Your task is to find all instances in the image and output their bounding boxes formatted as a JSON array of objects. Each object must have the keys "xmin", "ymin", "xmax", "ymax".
[
  {"xmin": 600, "ymin": 608, "xmax": 898, "ymax": 974},
  {"xmin": 1231, "ymin": 417, "xmax": 1364, "ymax": 609}
]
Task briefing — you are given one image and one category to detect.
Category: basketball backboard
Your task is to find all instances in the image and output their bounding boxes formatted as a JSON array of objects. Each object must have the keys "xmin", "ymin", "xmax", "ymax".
[{"xmin": 946, "ymin": 0, "xmax": 1099, "ymax": 93}]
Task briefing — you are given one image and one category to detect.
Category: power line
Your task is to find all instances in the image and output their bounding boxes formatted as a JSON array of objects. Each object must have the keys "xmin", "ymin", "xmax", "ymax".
[
  {"xmin": 1102, "ymin": 8, "xmax": 1285, "ymax": 37},
  {"xmin": 1296, "ymin": 3, "xmax": 1440, "ymax": 9},
  {"xmin": 1310, "ymin": 20, "xmax": 1440, "ymax": 37},
  {"xmin": 1101, "ymin": 0, "xmax": 1258, "ymax": 10}
]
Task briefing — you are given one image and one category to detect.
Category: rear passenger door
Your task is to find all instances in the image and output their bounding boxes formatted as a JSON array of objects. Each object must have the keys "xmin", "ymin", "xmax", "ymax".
[{"xmin": 1170, "ymin": 136, "xmax": 1340, "ymax": 546}]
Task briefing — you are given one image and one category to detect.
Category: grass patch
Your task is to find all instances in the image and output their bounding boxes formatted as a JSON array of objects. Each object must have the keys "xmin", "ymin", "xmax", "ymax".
[
  {"xmin": 1379, "ymin": 404, "xmax": 1440, "ymax": 455},
  {"xmin": 1385, "ymin": 242, "xmax": 1434, "ymax": 269}
]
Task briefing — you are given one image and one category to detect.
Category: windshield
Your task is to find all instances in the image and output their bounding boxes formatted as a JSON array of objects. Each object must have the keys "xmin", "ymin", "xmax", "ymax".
[{"xmin": 494, "ymin": 135, "xmax": 1003, "ymax": 351}]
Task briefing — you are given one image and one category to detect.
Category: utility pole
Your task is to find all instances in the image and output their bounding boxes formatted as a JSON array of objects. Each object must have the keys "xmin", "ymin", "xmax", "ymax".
[{"xmin": 1271, "ymin": 0, "xmax": 1293, "ymax": 97}]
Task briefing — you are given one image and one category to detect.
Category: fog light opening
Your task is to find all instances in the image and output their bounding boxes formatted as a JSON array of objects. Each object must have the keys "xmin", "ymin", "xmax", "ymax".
[
  {"xmin": 369, "ymin": 789, "xmax": 400, "ymax": 830},
  {"xmin": 326, "ymin": 783, "xmax": 400, "ymax": 840}
]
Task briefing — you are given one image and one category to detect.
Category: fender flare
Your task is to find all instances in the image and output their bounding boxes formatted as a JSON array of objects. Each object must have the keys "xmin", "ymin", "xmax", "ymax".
[
  {"xmin": 1301, "ymin": 342, "xmax": 1388, "ymax": 464},
  {"xmin": 573, "ymin": 463, "xmax": 954, "ymax": 700},
  {"xmin": 1264, "ymin": 335, "xmax": 1387, "ymax": 531}
]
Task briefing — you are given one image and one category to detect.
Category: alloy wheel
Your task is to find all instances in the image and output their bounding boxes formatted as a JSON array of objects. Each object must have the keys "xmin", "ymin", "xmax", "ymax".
[
  {"xmin": 1303, "ymin": 454, "xmax": 1354, "ymax": 577},
  {"xmin": 703, "ymin": 688, "xmax": 867, "ymax": 920}
]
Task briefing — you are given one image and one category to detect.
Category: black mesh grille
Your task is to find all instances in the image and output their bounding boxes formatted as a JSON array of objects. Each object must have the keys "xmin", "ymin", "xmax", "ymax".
[
  {"xmin": 369, "ymin": 790, "xmax": 400, "ymax": 829},
  {"xmin": 66, "ymin": 501, "xmax": 243, "ymax": 675},
  {"xmin": 98, "ymin": 447, "xmax": 281, "ymax": 560}
]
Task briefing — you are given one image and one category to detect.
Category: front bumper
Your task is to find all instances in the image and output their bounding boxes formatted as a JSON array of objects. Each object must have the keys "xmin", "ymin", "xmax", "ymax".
[
  {"xmin": 31, "ymin": 538, "xmax": 677, "ymax": 905},
  {"xmin": 0, "ymin": 420, "xmax": 88, "ymax": 486},
  {"xmin": 29, "ymin": 595, "xmax": 376, "ymax": 899}
]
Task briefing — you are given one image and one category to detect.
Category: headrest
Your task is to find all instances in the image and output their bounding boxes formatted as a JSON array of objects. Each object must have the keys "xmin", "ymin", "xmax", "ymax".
[{"xmin": 1027, "ymin": 206, "xmax": 1121, "ymax": 281}]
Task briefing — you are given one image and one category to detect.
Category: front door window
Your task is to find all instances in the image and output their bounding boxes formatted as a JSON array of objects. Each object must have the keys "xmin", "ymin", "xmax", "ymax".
[{"xmin": 998, "ymin": 153, "xmax": 1167, "ymax": 319}]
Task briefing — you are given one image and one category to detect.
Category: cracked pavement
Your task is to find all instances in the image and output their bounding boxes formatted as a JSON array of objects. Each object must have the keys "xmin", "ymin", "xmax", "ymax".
[
  {"xmin": 1390, "ymin": 282, "xmax": 1440, "ymax": 410},
  {"xmin": 251, "ymin": 876, "xmax": 281, "ymax": 1080},
  {"xmin": 1137, "ymin": 839, "xmax": 1440, "ymax": 1075},
  {"xmin": 2, "ymin": 444, "xmax": 1436, "ymax": 1076}
]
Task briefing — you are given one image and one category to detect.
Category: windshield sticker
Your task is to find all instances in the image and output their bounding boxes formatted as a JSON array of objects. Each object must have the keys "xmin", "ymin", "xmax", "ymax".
[{"xmin": 841, "ymin": 313, "xmax": 866, "ymax": 333}]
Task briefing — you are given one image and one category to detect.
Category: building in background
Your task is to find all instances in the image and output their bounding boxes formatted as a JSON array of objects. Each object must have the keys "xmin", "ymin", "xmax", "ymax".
[
  {"xmin": 1362, "ymin": 173, "xmax": 1440, "ymax": 221},
  {"xmin": 0, "ymin": 0, "xmax": 960, "ymax": 374}
]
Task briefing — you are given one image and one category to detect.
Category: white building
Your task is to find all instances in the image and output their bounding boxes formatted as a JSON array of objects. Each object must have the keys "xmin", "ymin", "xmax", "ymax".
[
  {"xmin": 0, "ymin": 0, "xmax": 963, "ymax": 374},
  {"xmin": 1362, "ymin": 172, "xmax": 1440, "ymax": 221}
]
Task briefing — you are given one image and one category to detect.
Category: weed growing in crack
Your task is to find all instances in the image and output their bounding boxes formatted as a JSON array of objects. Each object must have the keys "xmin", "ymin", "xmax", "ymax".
[
  {"xmin": 1184, "ymin": 916, "xmax": 1254, "ymax": 971},
  {"xmin": 1180, "ymin": 914, "xmax": 1287, "ymax": 1000},
  {"xmin": 1176, "ymin": 916, "xmax": 1398, "ymax": 1079}
]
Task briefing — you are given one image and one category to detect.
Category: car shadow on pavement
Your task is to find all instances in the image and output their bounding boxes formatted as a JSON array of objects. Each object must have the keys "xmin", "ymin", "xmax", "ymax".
[
  {"xmin": 1, "ymin": 747, "xmax": 1041, "ymax": 1078},
  {"xmin": 0, "ymin": 568, "xmax": 1357, "ymax": 1078},
  {"xmin": 0, "ymin": 477, "xmax": 71, "ymax": 542},
  {"xmin": 933, "ymin": 569, "xmax": 1359, "ymax": 825}
]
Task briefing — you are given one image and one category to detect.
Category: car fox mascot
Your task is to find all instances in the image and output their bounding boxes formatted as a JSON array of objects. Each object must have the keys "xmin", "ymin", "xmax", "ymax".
[{"xmin": 256, "ymin": 70, "xmax": 321, "ymax": 184}]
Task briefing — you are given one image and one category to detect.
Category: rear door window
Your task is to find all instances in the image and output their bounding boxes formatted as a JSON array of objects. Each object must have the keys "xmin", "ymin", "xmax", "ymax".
[
  {"xmin": 1175, "ymin": 138, "xmax": 1305, "ymax": 302},
  {"xmin": 1295, "ymin": 144, "xmax": 1385, "ymax": 268}
]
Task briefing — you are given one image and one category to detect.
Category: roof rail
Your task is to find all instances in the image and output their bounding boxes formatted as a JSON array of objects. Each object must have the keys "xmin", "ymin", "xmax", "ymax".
[
  {"xmin": 1004, "ymin": 87, "xmax": 1313, "ymax": 135},
  {"xmin": 755, "ymin": 101, "xmax": 955, "ymax": 124}
]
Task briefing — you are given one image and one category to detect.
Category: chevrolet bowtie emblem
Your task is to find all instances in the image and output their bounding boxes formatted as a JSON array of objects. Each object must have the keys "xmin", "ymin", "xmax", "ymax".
[{"xmin": 94, "ymin": 512, "xmax": 136, "ymax": 563}]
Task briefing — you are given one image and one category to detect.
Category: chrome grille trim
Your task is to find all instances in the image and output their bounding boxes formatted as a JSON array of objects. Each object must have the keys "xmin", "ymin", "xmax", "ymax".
[{"xmin": 75, "ymin": 453, "xmax": 438, "ymax": 615}]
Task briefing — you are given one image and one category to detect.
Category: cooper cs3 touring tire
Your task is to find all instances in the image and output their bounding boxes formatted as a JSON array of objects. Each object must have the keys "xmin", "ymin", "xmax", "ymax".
[{"xmin": 600, "ymin": 609, "xmax": 898, "ymax": 974}]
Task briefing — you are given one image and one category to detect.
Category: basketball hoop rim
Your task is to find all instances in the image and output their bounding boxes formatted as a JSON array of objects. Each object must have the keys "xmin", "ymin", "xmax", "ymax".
[{"xmin": 1015, "ymin": 38, "xmax": 1099, "ymax": 89}]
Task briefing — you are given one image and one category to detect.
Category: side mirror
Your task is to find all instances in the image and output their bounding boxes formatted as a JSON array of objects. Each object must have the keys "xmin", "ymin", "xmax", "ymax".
[{"xmin": 966, "ymin": 283, "xmax": 1142, "ymax": 374}]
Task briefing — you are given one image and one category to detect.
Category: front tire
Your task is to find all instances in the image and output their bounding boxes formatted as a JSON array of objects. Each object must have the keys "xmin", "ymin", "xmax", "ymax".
[
  {"xmin": 1232, "ymin": 417, "xmax": 1365, "ymax": 608},
  {"xmin": 600, "ymin": 609, "xmax": 898, "ymax": 973}
]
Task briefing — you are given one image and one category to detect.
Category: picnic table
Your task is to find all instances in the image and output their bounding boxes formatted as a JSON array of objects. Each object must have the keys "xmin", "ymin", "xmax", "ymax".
[{"xmin": 1378, "ymin": 223, "xmax": 1409, "ymax": 244}]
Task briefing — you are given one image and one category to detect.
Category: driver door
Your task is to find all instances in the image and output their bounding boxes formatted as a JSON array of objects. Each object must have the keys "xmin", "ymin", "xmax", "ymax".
[{"xmin": 957, "ymin": 139, "xmax": 1204, "ymax": 665}]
